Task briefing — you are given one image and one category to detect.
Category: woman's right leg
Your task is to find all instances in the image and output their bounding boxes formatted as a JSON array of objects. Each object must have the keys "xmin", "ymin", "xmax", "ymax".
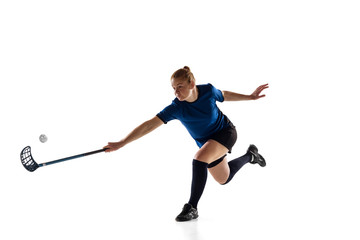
[
  {"xmin": 209, "ymin": 153, "xmax": 251, "ymax": 184},
  {"xmin": 208, "ymin": 157, "xmax": 230, "ymax": 184},
  {"xmin": 208, "ymin": 153, "xmax": 251, "ymax": 185},
  {"xmin": 209, "ymin": 145, "xmax": 266, "ymax": 185}
]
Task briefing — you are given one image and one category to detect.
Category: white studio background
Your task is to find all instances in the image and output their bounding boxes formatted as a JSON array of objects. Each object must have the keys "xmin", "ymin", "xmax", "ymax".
[{"xmin": 1, "ymin": 0, "xmax": 359, "ymax": 239}]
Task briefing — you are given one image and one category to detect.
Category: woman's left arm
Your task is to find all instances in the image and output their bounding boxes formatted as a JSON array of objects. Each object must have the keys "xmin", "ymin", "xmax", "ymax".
[{"xmin": 222, "ymin": 83, "xmax": 269, "ymax": 101}]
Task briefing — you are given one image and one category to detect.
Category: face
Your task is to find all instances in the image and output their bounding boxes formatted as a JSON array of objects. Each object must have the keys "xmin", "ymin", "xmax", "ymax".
[{"xmin": 171, "ymin": 78, "xmax": 194, "ymax": 101}]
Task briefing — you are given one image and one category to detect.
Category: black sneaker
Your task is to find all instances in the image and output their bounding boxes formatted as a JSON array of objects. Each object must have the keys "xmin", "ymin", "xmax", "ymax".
[
  {"xmin": 175, "ymin": 203, "xmax": 198, "ymax": 222},
  {"xmin": 247, "ymin": 144, "xmax": 266, "ymax": 167}
]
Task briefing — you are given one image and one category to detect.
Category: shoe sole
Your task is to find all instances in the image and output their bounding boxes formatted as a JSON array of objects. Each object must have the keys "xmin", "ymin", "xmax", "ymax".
[
  {"xmin": 248, "ymin": 145, "xmax": 266, "ymax": 167},
  {"xmin": 259, "ymin": 154, "xmax": 266, "ymax": 167},
  {"xmin": 175, "ymin": 216, "xmax": 198, "ymax": 222}
]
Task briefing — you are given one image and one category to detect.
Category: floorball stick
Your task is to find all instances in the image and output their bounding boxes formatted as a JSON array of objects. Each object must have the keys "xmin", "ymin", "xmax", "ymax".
[{"xmin": 20, "ymin": 146, "xmax": 108, "ymax": 172}]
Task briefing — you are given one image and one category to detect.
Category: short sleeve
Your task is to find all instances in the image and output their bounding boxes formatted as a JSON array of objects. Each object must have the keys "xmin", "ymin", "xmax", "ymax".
[
  {"xmin": 156, "ymin": 101, "xmax": 179, "ymax": 124},
  {"xmin": 210, "ymin": 84, "xmax": 224, "ymax": 102}
]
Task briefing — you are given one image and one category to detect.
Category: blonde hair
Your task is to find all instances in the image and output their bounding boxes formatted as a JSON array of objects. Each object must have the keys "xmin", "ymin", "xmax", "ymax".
[{"xmin": 171, "ymin": 66, "xmax": 195, "ymax": 83}]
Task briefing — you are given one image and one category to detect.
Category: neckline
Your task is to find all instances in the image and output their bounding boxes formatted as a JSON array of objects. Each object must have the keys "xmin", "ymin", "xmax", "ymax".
[{"xmin": 186, "ymin": 86, "xmax": 200, "ymax": 104}]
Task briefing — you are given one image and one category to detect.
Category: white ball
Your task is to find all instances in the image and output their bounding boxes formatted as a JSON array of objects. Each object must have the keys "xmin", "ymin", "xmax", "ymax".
[{"xmin": 39, "ymin": 134, "xmax": 48, "ymax": 143}]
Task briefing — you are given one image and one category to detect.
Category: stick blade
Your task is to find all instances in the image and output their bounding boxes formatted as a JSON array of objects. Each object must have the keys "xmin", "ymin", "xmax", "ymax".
[{"xmin": 20, "ymin": 146, "xmax": 39, "ymax": 172}]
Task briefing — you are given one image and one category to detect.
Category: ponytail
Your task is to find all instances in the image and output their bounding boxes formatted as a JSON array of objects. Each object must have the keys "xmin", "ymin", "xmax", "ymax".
[{"xmin": 171, "ymin": 66, "xmax": 195, "ymax": 83}]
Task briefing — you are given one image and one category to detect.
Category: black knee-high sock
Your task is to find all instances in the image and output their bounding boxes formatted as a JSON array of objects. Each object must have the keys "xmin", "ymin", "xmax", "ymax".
[
  {"xmin": 224, "ymin": 152, "xmax": 252, "ymax": 185},
  {"xmin": 188, "ymin": 160, "xmax": 208, "ymax": 209}
]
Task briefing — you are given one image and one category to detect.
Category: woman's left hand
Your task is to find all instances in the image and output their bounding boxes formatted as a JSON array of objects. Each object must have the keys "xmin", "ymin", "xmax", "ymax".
[{"xmin": 250, "ymin": 84, "xmax": 269, "ymax": 100}]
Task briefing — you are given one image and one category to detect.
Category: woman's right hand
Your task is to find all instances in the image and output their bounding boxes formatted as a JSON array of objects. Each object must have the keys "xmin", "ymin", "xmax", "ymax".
[{"xmin": 103, "ymin": 140, "xmax": 126, "ymax": 153}]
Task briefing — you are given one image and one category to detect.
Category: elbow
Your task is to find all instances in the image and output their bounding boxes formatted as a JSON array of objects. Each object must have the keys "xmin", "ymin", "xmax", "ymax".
[
  {"xmin": 222, "ymin": 91, "xmax": 228, "ymax": 101},
  {"xmin": 222, "ymin": 91, "xmax": 232, "ymax": 101}
]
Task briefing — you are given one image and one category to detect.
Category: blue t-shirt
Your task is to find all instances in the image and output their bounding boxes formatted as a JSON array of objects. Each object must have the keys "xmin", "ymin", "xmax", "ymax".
[{"xmin": 157, "ymin": 83, "xmax": 230, "ymax": 148}]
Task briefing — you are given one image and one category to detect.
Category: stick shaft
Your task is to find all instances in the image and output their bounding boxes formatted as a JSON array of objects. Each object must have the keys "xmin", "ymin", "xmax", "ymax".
[{"xmin": 38, "ymin": 148, "xmax": 107, "ymax": 167}]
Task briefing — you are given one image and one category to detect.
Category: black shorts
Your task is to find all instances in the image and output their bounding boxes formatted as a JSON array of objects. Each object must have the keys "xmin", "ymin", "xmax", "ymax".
[{"xmin": 208, "ymin": 121, "xmax": 237, "ymax": 153}]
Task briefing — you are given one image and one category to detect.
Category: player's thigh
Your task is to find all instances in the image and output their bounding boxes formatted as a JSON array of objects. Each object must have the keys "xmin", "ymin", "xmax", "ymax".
[{"xmin": 194, "ymin": 139, "xmax": 229, "ymax": 164}]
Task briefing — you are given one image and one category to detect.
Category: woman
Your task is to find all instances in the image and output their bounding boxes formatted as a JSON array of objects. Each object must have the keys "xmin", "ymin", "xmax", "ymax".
[{"xmin": 104, "ymin": 66, "xmax": 268, "ymax": 222}]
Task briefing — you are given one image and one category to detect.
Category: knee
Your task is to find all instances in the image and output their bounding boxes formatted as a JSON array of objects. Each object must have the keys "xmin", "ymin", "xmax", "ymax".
[
  {"xmin": 194, "ymin": 152, "xmax": 211, "ymax": 164},
  {"xmin": 217, "ymin": 174, "xmax": 230, "ymax": 185},
  {"xmin": 220, "ymin": 179, "xmax": 230, "ymax": 185},
  {"xmin": 218, "ymin": 179, "xmax": 228, "ymax": 185}
]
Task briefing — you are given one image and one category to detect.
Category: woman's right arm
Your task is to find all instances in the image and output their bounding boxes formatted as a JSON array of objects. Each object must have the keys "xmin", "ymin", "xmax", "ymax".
[{"xmin": 104, "ymin": 116, "xmax": 164, "ymax": 152}]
